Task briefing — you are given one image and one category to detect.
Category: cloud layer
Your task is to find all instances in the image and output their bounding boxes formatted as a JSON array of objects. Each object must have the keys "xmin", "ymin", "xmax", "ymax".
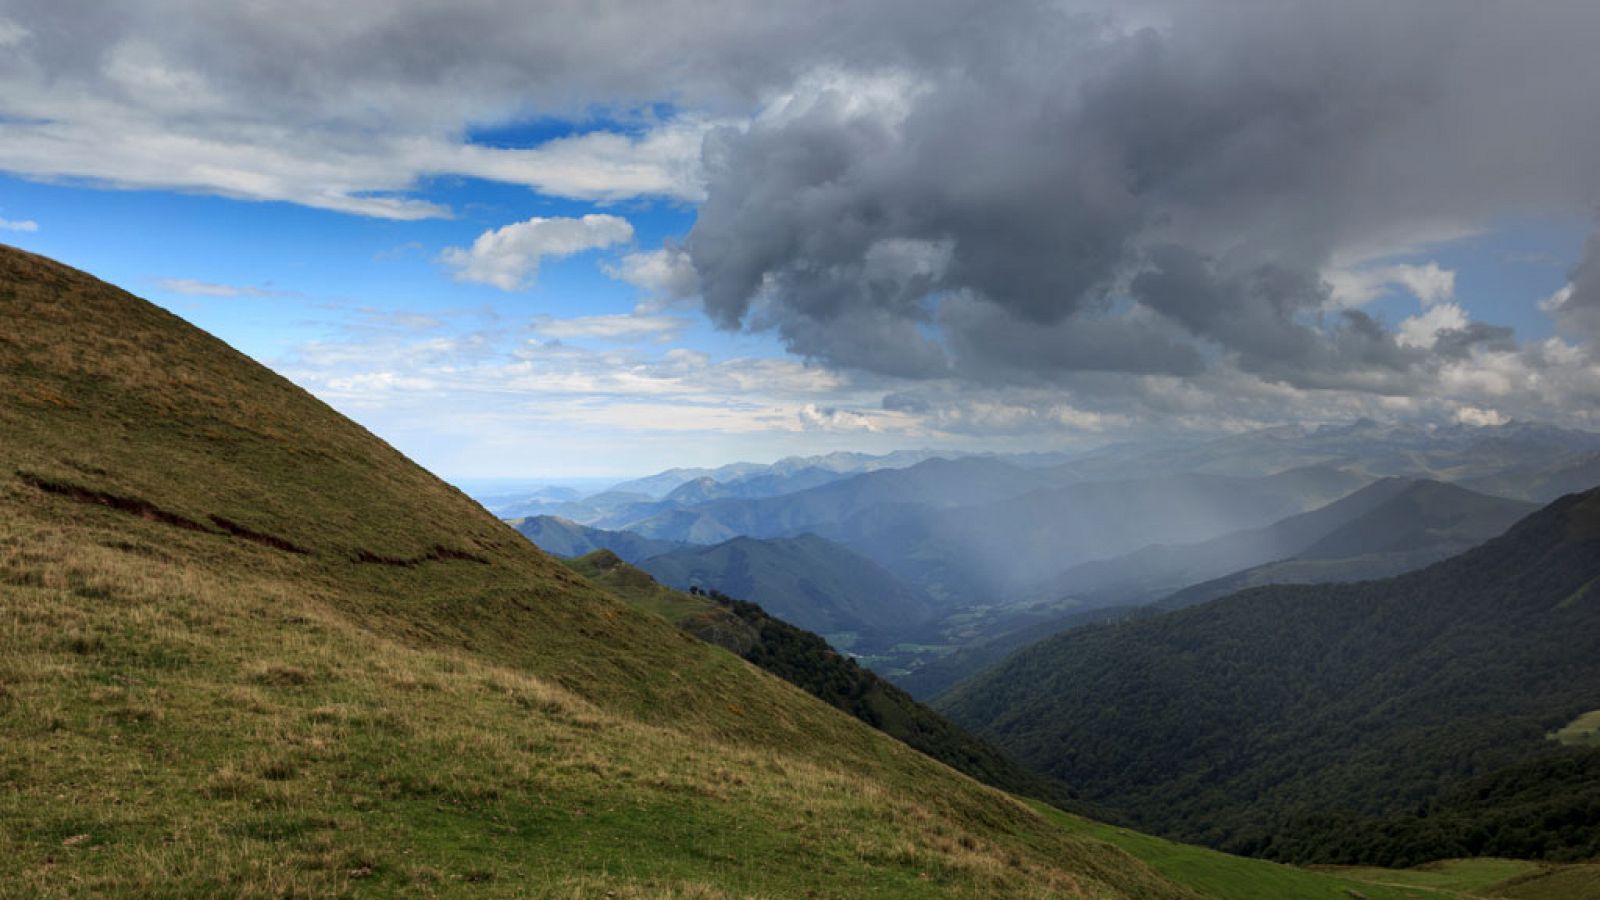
[
  {"xmin": 677, "ymin": 1, "xmax": 1600, "ymax": 426},
  {"xmin": 7, "ymin": 1, "xmax": 1600, "ymax": 441}
]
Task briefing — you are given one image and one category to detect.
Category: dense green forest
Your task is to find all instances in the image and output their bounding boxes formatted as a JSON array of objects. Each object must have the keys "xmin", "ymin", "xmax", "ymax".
[
  {"xmin": 1266, "ymin": 748, "xmax": 1600, "ymax": 866},
  {"xmin": 938, "ymin": 487, "xmax": 1600, "ymax": 864}
]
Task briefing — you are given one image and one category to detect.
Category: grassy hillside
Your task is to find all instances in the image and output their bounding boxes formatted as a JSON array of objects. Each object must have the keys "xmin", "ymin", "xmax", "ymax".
[
  {"xmin": 938, "ymin": 484, "xmax": 1600, "ymax": 867},
  {"xmin": 0, "ymin": 243, "xmax": 1475, "ymax": 898},
  {"xmin": 566, "ymin": 550, "xmax": 1081, "ymax": 813}
]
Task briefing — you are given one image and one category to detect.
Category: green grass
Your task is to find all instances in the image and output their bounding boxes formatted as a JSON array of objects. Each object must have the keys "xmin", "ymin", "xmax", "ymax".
[
  {"xmin": 1317, "ymin": 858, "xmax": 1539, "ymax": 892},
  {"xmin": 1051, "ymin": 808, "xmax": 1600, "ymax": 899},
  {"xmin": 1319, "ymin": 858, "xmax": 1600, "ymax": 899},
  {"xmin": 564, "ymin": 551, "xmax": 711, "ymax": 627},
  {"xmin": 1030, "ymin": 802, "xmax": 1451, "ymax": 900},
  {"xmin": 1490, "ymin": 865, "xmax": 1600, "ymax": 899},
  {"xmin": 1550, "ymin": 709, "xmax": 1600, "ymax": 747}
]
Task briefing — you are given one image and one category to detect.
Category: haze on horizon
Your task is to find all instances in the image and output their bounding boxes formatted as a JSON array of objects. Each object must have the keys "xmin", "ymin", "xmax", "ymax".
[{"xmin": 3, "ymin": 0, "xmax": 1600, "ymax": 478}]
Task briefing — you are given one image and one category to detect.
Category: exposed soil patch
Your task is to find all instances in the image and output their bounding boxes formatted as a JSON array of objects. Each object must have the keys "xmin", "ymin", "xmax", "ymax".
[
  {"xmin": 20, "ymin": 471, "xmax": 211, "ymax": 533},
  {"xmin": 19, "ymin": 471, "xmax": 313, "ymax": 557},
  {"xmin": 354, "ymin": 545, "xmax": 489, "ymax": 567},
  {"xmin": 209, "ymin": 515, "xmax": 310, "ymax": 555}
]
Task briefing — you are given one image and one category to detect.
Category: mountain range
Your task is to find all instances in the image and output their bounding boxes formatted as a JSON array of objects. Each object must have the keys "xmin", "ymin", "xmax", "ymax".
[
  {"xmin": 828, "ymin": 464, "xmax": 1371, "ymax": 604},
  {"xmin": 480, "ymin": 417, "xmax": 1600, "ymax": 630}
]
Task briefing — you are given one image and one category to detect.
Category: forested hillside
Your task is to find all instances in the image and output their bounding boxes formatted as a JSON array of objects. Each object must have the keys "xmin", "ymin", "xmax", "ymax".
[{"xmin": 940, "ymin": 487, "xmax": 1600, "ymax": 865}]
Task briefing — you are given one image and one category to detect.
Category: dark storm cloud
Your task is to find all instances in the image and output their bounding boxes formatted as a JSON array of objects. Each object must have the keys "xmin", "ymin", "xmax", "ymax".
[
  {"xmin": 1554, "ymin": 235, "xmax": 1600, "ymax": 343},
  {"xmin": 1434, "ymin": 323, "xmax": 1518, "ymax": 360},
  {"xmin": 685, "ymin": 1, "xmax": 1600, "ymax": 386},
  {"xmin": 1128, "ymin": 246, "xmax": 1424, "ymax": 391},
  {"xmin": 939, "ymin": 293, "xmax": 1204, "ymax": 382}
]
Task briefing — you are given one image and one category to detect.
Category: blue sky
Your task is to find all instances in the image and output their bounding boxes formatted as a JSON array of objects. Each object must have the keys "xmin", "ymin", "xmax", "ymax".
[
  {"xmin": 0, "ymin": 167, "xmax": 918, "ymax": 479},
  {"xmin": 4, "ymin": 3, "xmax": 1600, "ymax": 480}
]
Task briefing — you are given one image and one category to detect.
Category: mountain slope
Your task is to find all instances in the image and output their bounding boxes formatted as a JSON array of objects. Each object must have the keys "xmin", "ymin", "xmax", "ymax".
[
  {"xmin": 1042, "ymin": 477, "xmax": 1420, "ymax": 609},
  {"xmin": 938, "ymin": 485, "xmax": 1600, "ymax": 866},
  {"xmin": 1463, "ymin": 449, "xmax": 1600, "ymax": 503},
  {"xmin": 568, "ymin": 551, "xmax": 1600, "ymax": 893},
  {"xmin": 567, "ymin": 550, "xmax": 1082, "ymax": 813},
  {"xmin": 509, "ymin": 514, "xmax": 686, "ymax": 562},
  {"xmin": 1160, "ymin": 480, "xmax": 1536, "ymax": 610},
  {"xmin": 909, "ymin": 481, "xmax": 1531, "ymax": 704},
  {"xmin": 0, "ymin": 244, "xmax": 1227, "ymax": 897},
  {"xmin": 1297, "ymin": 480, "xmax": 1536, "ymax": 559},
  {"xmin": 638, "ymin": 533, "xmax": 935, "ymax": 647}
]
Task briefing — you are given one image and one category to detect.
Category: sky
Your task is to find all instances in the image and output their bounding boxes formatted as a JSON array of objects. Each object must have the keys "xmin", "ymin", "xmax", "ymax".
[{"xmin": 3, "ymin": 1, "xmax": 1600, "ymax": 480}]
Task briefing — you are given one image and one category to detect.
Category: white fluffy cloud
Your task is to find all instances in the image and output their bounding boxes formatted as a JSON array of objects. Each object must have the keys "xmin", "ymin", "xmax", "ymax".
[
  {"xmin": 1326, "ymin": 262, "xmax": 1457, "ymax": 309},
  {"xmin": 453, "ymin": 119, "xmax": 717, "ymax": 204},
  {"xmin": 603, "ymin": 247, "xmax": 700, "ymax": 306},
  {"xmin": 442, "ymin": 214, "xmax": 634, "ymax": 290},
  {"xmin": 797, "ymin": 404, "xmax": 892, "ymax": 432},
  {"xmin": 1455, "ymin": 406, "xmax": 1509, "ymax": 427},
  {"xmin": 1541, "ymin": 284, "xmax": 1574, "ymax": 314},
  {"xmin": 0, "ymin": 217, "xmax": 37, "ymax": 232},
  {"xmin": 1396, "ymin": 302, "xmax": 1470, "ymax": 349}
]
